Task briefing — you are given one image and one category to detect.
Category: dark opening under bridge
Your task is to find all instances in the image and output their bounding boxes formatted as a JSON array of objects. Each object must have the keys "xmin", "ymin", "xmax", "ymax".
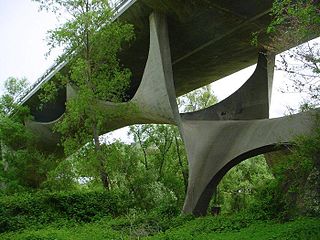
[{"xmin": 21, "ymin": 0, "xmax": 318, "ymax": 216}]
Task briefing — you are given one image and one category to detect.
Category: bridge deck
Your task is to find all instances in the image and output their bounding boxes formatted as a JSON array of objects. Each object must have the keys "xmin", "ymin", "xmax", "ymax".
[
  {"xmin": 24, "ymin": 0, "xmax": 274, "ymax": 122},
  {"xmin": 120, "ymin": 0, "xmax": 273, "ymax": 97}
]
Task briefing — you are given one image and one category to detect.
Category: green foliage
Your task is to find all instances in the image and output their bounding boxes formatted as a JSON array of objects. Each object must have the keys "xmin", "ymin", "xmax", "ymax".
[
  {"xmin": 249, "ymin": 180, "xmax": 288, "ymax": 220},
  {"xmin": 0, "ymin": 221, "xmax": 124, "ymax": 240},
  {"xmin": 38, "ymin": 81, "xmax": 59, "ymax": 110},
  {"xmin": 267, "ymin": 0, "xmax": 320, "ymax": 37},
  {"xmin": 0, "ymin": 189, "xmax": 319, "ymax": 239},
  {"xmin": 209, "ymin": 155, "xmax": 274, "ymax": 214},
  {"xmin": 1, "ymin": 215, "xmax": 319, "ymax": 240},
  {"xmin": 250, "ymin": 116, "xmax": 320, "ymax": 219},
  {"xmin": 150, "ymin": 217, "xmax": 320, "ymax": 240},
  {"xmin": 128, "ymin": 124, "xmax": 188, "ymax": 209},
  {"xmin": 265, "ymin": 0, "xmax": 320, "ymax": 105},
  {"xmin": 277, "ymin": 117, "xmax": 320, "ymax": 217},
  {"xmin": 33, "ymin": 0, "xmax": 135, "ymax": 190},
  {"xmin": 178, "ymin": 85, "xmax": 217, "ymax": 113},
  {"xmin": 0, "ymin": 77, "xmax": 61, "ymax": 193},
  {"xmin": 0, "ymin": 77, "xmax": 29, "ymax": 116},
  {"xmin": 0, "ymin": 190, "xmax": 132, "ymax": 233}
]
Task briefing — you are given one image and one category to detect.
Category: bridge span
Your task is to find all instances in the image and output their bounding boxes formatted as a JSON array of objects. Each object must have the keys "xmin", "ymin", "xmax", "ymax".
[{"xmin": 21, "ymin": 0, "xmax": 318, "ymax": 215}]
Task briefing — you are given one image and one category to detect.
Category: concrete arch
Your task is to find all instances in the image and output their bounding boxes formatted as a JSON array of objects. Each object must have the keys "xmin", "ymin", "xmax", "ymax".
[
  {"xmin": 192, "ymin": 144, "xmax": 289, "ymax": 216},
  {"xmin": 28, "ymin": 86, "xmax": 66, "ymax": 123},
  {"xmin": 181, "ymin": 51, "xmax": 275, "ymax": 121},
  {"xmin": 24, "ymin": 115, "xmax": 63, "ymax": 153},
  {"xmin": 181, "ymin": 111, "xmax": 318, "ymax": 215}
]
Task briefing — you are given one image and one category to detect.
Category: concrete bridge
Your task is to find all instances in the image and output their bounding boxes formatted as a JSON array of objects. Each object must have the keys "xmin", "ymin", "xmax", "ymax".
[{"xmin": 21, "ymin": 0, "xmax": 318, "ymax": 216}]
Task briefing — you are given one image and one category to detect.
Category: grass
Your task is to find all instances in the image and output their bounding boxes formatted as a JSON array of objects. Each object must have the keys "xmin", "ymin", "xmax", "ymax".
[
  {"xmin": 148, "ymin": 217, "xmax": 320, "ymax": 240},
  {"xmin": 0, "ymin": 214, "xmax": 319, "ymax": 240}
]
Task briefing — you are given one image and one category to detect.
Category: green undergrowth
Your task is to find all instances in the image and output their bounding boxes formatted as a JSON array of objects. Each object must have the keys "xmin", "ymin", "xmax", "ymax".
[
  {"xmin": 147, "ymin": 217, "xmax": 320, "ymax": 240},
  {"xmin": 0, "ymin": 216, "xmax": 319, "ymax": 240},
  {"xmin": 0, "ymin": 190, "xmax": 133, "ymax": 233},
  {"xmin": 1, "ymin": 190, "xmax": 319, "ymax": 239},
  {"xmin": 1, "ymin": 211, "xmax": 319, "ymax": 240}
]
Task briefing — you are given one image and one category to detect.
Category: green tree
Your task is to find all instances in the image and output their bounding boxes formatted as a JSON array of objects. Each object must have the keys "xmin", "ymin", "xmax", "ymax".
[
  {"xmin": 178, "ymin": 85, "xmax": 218, "ymax": 113},
  {"xmin": 267, "ymin": 0, "xmax": 320, "ymax": 106},
  {"xmin": 128, "ymin": 85, "xmax": 218, "ymax": 205},
  {"xmin": 213, "ymin": 155, "xmax": 274, "ymax": 214},
  {"xmin": 254, "ymin": 0, "xmax": 320, "ymax": 218},
  {"xmin": 129, "ymin": 125, "xmax": 150, "ymax": 170},
  {"xmin": 0, "ymin": 77, "xmax": 58, "ymax": 193},
  {"xmin": 34, "ymin": 0, "xmax": 135, "ymax": 190}
]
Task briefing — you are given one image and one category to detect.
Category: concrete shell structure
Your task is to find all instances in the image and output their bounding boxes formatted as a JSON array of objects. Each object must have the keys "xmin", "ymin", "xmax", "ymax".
[{"xmin": 21, "ymin": 1, "xmax": 318, "ymax": 216}]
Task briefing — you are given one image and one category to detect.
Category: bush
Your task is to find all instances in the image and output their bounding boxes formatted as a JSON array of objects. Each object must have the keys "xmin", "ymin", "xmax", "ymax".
[{"xmin": 0, "ymin": 190, "xmax": 132, "ymax": 233}]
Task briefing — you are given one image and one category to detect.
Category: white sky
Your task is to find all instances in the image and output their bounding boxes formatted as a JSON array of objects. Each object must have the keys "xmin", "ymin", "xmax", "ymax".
[{"xmin": 0, "ymin": 0, "xmax": 315, "ymax": 142}]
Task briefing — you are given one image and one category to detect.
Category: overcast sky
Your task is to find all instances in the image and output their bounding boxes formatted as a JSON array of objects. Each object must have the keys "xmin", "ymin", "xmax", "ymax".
[{"xmin": 0, "ymin": 0, "xmax": 315, "ymax": 141}]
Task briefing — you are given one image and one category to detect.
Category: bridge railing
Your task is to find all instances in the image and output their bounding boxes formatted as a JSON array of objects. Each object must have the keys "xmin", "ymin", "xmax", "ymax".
[{"xmin": 18, "ymin": 0, "xmax": 134, "ymax": 105}]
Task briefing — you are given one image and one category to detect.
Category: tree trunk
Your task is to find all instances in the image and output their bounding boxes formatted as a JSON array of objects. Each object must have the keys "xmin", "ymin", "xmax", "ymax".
[
  {"xmin": 93, "ymin": 124, "xmax": 110, "ymax": 190},
  {"xmin": 1, "ymin": 140, "xmax": 8, "ymax": 172},
  {"xmin": 157, "ymin": 129, "xmax": 173, "ymax": 180},
  {"xmin": 136, "ymin": 129, "xmax": 148, "ymax": 170},
  {"xmin": 158, "ymin": 155, "xmax": 165, "ymax": 179},
  {"xmin": 174, "ymin": 134, "xmax": 188, "ymax": 193}
]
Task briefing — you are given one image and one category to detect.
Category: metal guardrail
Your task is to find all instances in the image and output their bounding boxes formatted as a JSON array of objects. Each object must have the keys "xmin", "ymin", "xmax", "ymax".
[{"xmin": 18, "ymin": 0, "xmax": 134, "ymax": 104}]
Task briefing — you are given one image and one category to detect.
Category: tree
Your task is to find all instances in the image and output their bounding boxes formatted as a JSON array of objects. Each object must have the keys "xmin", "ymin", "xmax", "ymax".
[
  {"xmin": 178, "ymin": 85, "xmax": 218, "ymax": 113},
  {"xmin": 128, "ymin": 85, "xmax": 218, "ymax": 204},
  {"xmin": 34, "ymin": 0, "xmax": 135, "ymax": 190},
  {"xmin": 212, "ymin": 155, "xmax": 274, "ymax": 214},
  {"xmin": 128, "ymin": 125, "xmax": 150, "ymax": 170},
  {"xmin": 0, "ymin": 77, "xmax": 59, "ymax": 193},
  {"xmin": 256, "ymin": 0, "xmax": 320, "ymax": 217},
  {"xmin": 267, "ymin": 0, "xmax": 320, "ymax": 106}
]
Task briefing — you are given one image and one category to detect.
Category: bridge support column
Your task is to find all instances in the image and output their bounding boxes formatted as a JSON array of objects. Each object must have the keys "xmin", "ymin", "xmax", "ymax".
[
  {"xmin": 181, "ymin": 51, "xmax": 276, "ymax": 215},
  {"xmin": 181, "ymin": 51, "xmax": 275, "ymax": 121},
  {"xmin": 181, "ymin": 112, "xmax": 316, "ymax": 215},
  {"xmin": 180, "ymin": 51, "xmax": 316, "ymax": 216},
  {"xmin": 132, "ymin": 11, "xmax": 180, "ymax": 125}
]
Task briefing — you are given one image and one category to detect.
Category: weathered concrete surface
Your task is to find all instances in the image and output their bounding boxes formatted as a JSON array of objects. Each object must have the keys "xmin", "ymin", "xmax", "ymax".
[
  {"xmin": 181, "ymin": 111, "xmax": 318, "ymax": 215},
  {"xmin": 181, "ymin": 52, "xmax": 275, "ymax": 121},
  {"xmin": 120, "ymin": 0, "xmax": 274, "ymax": 97},
  {"xmin": 132, "ymin": 12, "xmax": 180, "ymax": 124},
  {"xmin": 25, "ymin": 117, "xmax": 62, "ymax": 153}
]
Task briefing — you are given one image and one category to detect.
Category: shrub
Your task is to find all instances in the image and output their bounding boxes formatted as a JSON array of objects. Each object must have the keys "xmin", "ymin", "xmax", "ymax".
[{"xmin": 0, "ymin": 190, "xmax": 132, "ymax": 233}]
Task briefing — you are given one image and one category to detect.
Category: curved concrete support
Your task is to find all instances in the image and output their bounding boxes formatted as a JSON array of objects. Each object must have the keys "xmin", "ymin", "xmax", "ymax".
[
  {"xmin": 27, "ymin": 12, "xmax": 180, "ymax": 147},
  {"xmin": 181, "ymin": 51, "xmax": 275, "ymax": 121},
  {"xmin": 24, "ymin": 84, "xmax": 76, "ymax": 150},
  {"xmin": 25, "ymin": 116, "xmax": 62, "ymax": 152},
  {"xmin": 29, "ymin": 47, "xmax": 273, "ymax": 149},
  {"xmin": 181, "ymin": 110, "xmax": 318, "ymax": 215},
  {"xmin": 66, "ymin": 12, "xmax": 179, "ymax": 132},
  {"xmin": 132, "ymin": 12, "xmax": 180, "ymax": 125},
  {"xmin": 29, "ymin": 86, "xmax": 67, "ymax": 123},
  {"xmin": 66, "ymin": 84, "xmax": 78, "ymax": 100}
]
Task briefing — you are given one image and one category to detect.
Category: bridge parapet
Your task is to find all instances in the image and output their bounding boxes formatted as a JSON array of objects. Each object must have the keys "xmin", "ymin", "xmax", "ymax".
[{"xmin": 17, "ymin": 0, "xmax": 134, "ymax": 105}]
